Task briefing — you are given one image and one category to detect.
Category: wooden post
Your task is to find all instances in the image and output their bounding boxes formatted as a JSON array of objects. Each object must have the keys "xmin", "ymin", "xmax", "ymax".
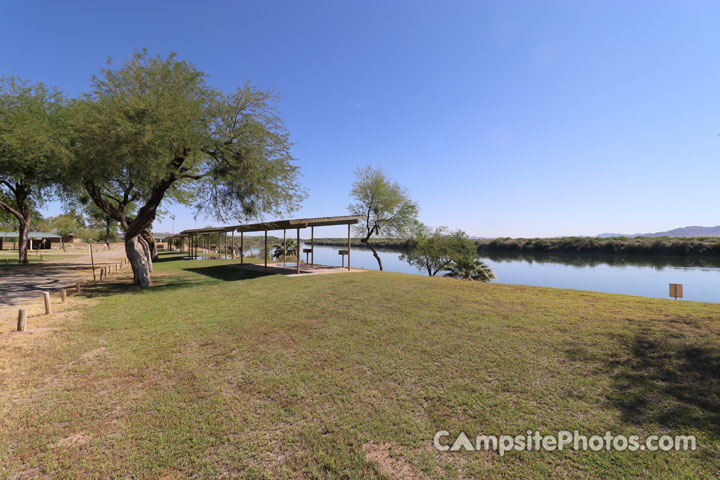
[
  {"xmin": 17, "ymin": 309, "xmax": 27, "ymax": 332},
  {"xmin": 43, "ymin": 291, "xmax": 51, "ymax": 315},
  {"xmin": 99, "ymin": 268, "xmax": 104, "ymax": 281},
  {"xmin": 89, "ymin": 244, "xmax": 96, "ymax": 283},
  {"xmin": 240, "ymin": 232, "xmax": 244, "ymax": 264},
  {"xmin": 283, "ymin": 229, "xmax": 286, "ymax": 266},
  {"xmin": 224, "ymin": 232, "xmax": 227, "ymax": 258},
  {"xmin": 231, "ymin": 231, "xmax": 235, "ymax": 259},
  {"xmin": 296, "ymin": 227, "xmax": 300, "ymax": 274},
  {"xmin": 264, "ymin": 230, "xmax": 268, "ymax": 269},
  {"xmin": 347, "ymin": 224, "xmax": 351, "ymax": 271},
  {"xmin": 76, "ymin": 282, "xmax": 81, "ymax": 294},
  {"xmin": 61, "ymin": 288, "xmax": 66, "ymax": 303},
  {"xmin": 311, "ymin": 226, "xmax": 314, "ymax": 268}
]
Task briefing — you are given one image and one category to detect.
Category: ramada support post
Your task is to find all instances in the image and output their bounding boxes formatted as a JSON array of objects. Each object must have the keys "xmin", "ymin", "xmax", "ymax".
[
  {"xmin": 240, "ymin": 232, "xmax": 244, "ymax": 264},
  {"xmin": 296, "ymin": 227, "xmax": 300, "ymax": 275},
  {"xmin": 311, "ymin": 226, "xmax": 314, "ymax": 268},
  {"xmin": 264, "ymin": 230, "xmax": 268, "ymax": 270},
  {"xmin": 283, "ymin": 229, "xmax": 286, "ymax": 266},
  {"xmin": 224, "ymin": 232, "xmax": 227, "ymax": 258},
  {"xmin": 231, "ymin": 231, "xmax": 234, "ymax": 259},
  {"xmin": 347, "ymin": 224, "xmax": 351, "ymax": 271}
]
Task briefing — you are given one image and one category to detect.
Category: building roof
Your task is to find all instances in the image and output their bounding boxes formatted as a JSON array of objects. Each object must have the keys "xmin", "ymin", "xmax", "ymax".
[
  {"xmin": 0, "ymin": 231, "xmax": 63, "ymax": 239},
  {"xmin": 179, "ymin": 215, "xmax": 364, "ymax": 236}
]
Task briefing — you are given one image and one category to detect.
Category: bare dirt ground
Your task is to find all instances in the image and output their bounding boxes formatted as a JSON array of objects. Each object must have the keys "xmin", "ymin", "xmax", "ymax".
[{"xmin": 0, "ymin": 248, "xmax": 127, "ymax": 318}]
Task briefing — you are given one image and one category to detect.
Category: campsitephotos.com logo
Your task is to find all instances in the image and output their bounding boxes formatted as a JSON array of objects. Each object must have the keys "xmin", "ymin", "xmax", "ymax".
[{"xmin": 434, "ymin": 430, "xmax": 697, "ymax": 456}]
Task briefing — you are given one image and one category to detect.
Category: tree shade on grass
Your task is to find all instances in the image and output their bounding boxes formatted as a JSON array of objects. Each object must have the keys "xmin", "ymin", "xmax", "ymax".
[{"xmin": 1, "ymin": 253, "xmax": 719, "ymax": 478}]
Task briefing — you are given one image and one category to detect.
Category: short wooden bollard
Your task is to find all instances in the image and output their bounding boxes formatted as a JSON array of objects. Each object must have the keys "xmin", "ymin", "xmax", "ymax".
[
  {"xmin": 43, "ymin": 292, "xmax": 52, "ymax": 315},
  {"xmin": 61, "ymin": 288, "xmax": 67, "ymax": 303},
  {"xmin": 99, "ymin": 269, "xmax": 104, "ymax": 281},
  {"xmin": 76, "ymin": 282, "xmax": 81, "ymax": 294},
  {"xmin": 17, "ymin": 309, "xmax": 27, "ymax": 332}
]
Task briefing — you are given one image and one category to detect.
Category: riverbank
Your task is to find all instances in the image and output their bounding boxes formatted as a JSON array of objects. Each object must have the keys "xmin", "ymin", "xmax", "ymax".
[
  {"xmin": 313, "ymin": 236, "xmax": 720, "ymax": 257},
  {"xmin": 1, "ymin": 253, "xmax": 719, "ymax": 477}
]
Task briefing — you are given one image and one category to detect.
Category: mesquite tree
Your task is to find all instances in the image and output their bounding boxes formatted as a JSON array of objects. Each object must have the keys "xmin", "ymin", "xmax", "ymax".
[
  {"xmin": 68, "ymin": 51, "xmax": 303, "ymax": 286},
  {"xmin": 348, "ymin": 165, "xmax": 418, "ymax": 270},
  {"xmin": 0, "ymin": 76, "xmax": 66, "ymax": 264},
  {"xmin": 401, "ymin": 223, "xmax": 477, "ymax": 276}
]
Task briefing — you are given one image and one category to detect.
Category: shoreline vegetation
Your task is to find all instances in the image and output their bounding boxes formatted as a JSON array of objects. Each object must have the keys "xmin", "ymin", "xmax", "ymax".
[{"xmin": 312, "ymin": 236, "xmax": 720, "ymax": 257}]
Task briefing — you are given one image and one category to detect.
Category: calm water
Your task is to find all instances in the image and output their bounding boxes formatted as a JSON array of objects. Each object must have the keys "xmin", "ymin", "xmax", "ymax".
[{"xmin": 305, "ymin": 244, "xmax": 720, "ymax": 303}]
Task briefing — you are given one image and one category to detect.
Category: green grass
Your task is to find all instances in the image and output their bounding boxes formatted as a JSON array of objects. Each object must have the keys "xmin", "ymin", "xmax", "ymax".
[
  {"xmin": 1, "ymin": 252, "xmax": 719, "ymax": 478},
  {"xmin": 0, "ymin": 252, "xmax": 83, "ymax": 269}
]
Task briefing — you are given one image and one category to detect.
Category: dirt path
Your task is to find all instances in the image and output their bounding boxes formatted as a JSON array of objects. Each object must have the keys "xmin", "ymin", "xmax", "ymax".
[{"xmin": 0, "ymin": 249, "xmax": 128, "ymax": 313}]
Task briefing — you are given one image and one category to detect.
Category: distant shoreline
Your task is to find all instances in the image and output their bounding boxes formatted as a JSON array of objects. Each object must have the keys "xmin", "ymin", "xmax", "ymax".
[{"xmin": 311, "ymin": 236, "xmax": 720, "ymax": 257}]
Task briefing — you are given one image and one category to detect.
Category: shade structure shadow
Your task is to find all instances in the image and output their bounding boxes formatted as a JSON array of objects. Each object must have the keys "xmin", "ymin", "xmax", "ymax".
[
  {"xmin": 228, "ymin": 262, "xmax": 364, "ymax": 277},
  {"xmin": 183, "ymin": 264, "xmax": 277, "ymax": 282}
]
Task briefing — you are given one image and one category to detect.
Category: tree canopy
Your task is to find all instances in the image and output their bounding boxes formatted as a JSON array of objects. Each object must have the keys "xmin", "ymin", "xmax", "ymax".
[
  {"xmin": 0, "ymin": 76, "xmax": 67, "ymax": 262},
  {"xmin": 66, "ymin": 51, "xmax": 304, "ymax": 285},
  {"xmin": 401, "ymin": 223, "xmax": 478, "ymax": 276},
  {"xmin": 348, "ymin": 165, "xmax": 418, "ymax": 270}
]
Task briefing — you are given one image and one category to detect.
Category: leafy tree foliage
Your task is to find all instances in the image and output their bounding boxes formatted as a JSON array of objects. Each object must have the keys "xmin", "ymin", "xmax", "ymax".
[
  {"xmin": 0, "ymin": 76, "xmax": 67, "ymax": 263},
  {"xmin": 272, "ymin": 239, "xmax": 298, "ymax": 259},
  {"xmin": 67, "ymin": 51, "xmax": 304, "ymax": 285},
  {"xmin": 348, "ymin": 165, "xmax": 418, "ymax": 270},
  {"xmin": 401, "ymin": 223, "xmax": 477, "ymax": 276},
  {"xmin": 444, "ymin": 257, "xmax": 496, "ymax": 282}
]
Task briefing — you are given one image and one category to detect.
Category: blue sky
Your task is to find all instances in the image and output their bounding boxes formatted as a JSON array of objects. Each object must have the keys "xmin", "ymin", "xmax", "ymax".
[{"xmin": 1, "ymin": 0, "xmax": 719, "ymax": 237}]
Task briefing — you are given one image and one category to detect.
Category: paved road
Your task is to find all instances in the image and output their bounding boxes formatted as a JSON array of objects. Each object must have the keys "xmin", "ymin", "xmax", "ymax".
[{"xmin": 0, "ymin": 249, "xmax": 128, "ymax": 311}]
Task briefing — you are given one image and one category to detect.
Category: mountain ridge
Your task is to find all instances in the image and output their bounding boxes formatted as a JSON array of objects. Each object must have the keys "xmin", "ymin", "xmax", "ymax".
[{"xmin": 596, "ymin": 225, "xmax": 720, "ymax": 238}]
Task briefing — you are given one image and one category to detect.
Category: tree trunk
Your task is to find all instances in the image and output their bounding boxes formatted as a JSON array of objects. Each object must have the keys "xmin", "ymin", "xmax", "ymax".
[
  {"xmin": 361, "ymin": 238, "xmax": 383, "ymax": 271},
  {"xmin": 0, "ymin": 181, "xmax": 32, "ymax": 265},
  {"xmin": 141, "ymin": 228, "xmax": 157, "ymax": 265},
  {"xmin": 125, "ymin": 234, "xmax": 153, "ymax": 286},
  {"xmin": 18, "ymin": 220, "xmax": 29, "ymax": 265},
  {"xmin": 105, "ymin": 217, "xmax": 111, "ymax": 248}
]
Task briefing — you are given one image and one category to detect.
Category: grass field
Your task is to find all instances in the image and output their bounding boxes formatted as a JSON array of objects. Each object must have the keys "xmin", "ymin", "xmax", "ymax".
[
  {"xmin": 0, "ymin": 252, "xmax": 84, "ymax": 269},
  {"xmin": 1, "ymin": 253, "xmax": 719, "ymax": 478}
]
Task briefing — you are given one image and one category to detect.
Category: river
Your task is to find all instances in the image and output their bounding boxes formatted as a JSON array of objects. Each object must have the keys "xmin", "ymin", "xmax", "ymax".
[{"xmin": 305, "ymin": 244, "xmax": 720, "ymax": 303}]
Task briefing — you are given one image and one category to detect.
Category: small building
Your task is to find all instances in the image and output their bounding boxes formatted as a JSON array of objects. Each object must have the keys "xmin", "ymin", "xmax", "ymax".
[{"xmin": 0, "ymin": 231, "xmax": 65, "ymax": 250}]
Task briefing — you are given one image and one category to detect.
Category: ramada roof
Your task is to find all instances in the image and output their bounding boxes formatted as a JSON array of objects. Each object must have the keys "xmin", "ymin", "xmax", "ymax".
[{"xmin": 179, "ymin": 215, "xmax": 364, "ymax": 236}]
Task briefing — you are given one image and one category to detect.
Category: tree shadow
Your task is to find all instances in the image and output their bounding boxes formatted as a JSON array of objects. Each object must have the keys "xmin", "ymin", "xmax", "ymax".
[{"xmin": 567, "ymin": 326, "xmax": 720, "ymax": 438}]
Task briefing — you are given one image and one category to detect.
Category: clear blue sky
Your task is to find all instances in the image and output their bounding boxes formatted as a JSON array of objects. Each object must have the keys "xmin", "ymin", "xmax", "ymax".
[{"xmin": 1, "ymin": 0, "xmax": 719, "ymax": 237}]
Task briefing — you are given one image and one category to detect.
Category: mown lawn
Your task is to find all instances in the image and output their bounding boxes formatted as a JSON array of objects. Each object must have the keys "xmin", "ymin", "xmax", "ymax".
[
  {"xmin": 1, "ymin": 253, "xmax": 719, "ymax": 479},
  {"xmin": 0, "ymin": 253, "xmax": 84, "ymax": 269}
]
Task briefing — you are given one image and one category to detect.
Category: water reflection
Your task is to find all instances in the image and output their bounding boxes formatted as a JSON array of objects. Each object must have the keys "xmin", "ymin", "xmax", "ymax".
[{"xmin": 481, "ymin": 251, "xmax": 720, "ymax": 270}]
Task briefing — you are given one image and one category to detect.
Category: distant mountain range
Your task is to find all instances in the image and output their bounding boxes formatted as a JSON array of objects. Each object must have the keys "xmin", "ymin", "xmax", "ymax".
[{"xmin": 596, "ymin": 226, "xmax": 720, "ymax": 238}]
